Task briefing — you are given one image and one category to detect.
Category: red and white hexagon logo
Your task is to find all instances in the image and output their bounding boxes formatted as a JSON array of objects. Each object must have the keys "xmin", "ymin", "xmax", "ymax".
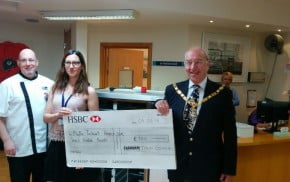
[{"xmin": 90, "ymin": 115, "xmax": 101, "ymax": 122}]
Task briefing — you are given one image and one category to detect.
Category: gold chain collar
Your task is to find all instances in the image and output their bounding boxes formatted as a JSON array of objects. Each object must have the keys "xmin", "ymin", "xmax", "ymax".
[{"xmin": 173, "ymin": 83, "xmax": 225, "ymax": 108}]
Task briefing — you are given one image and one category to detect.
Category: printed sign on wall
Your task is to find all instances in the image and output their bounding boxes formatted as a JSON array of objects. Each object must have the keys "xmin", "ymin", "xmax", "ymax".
[{"xmin": 153, "ymin": 60, "xmax": 184, "ymax": 67}]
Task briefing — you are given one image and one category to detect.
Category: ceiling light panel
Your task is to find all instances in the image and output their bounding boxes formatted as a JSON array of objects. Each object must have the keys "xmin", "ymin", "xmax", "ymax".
[{"xmin": 41, "ymin": 9, "xmax": 137, "ymax": 20}]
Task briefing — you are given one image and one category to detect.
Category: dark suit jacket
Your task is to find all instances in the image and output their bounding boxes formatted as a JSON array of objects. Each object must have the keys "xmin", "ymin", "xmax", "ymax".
[{"xmin": 166, "ymin": 79, "xmax": 237, "ymax": 182}]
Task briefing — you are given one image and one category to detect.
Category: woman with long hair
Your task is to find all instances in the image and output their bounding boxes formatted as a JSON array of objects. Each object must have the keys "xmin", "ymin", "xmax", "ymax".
[{"xmin": 43, "ymin": 50, "xmax": 102, "ymax": 182}]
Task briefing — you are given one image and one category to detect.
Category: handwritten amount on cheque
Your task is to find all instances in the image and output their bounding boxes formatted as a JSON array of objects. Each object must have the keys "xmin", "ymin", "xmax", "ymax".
[{"xmin": 67, "ymin": 128, "xmax": 174, "ymax": 155}]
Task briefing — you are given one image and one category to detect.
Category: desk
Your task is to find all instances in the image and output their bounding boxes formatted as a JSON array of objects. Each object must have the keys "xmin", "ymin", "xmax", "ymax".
[
  {"xmin": 97, "ymin": 89, "xmax": 164, "ymax": 110},
  {"xmin": 234, "ymin": 132, "xmax": 290, "ymax": 182}
]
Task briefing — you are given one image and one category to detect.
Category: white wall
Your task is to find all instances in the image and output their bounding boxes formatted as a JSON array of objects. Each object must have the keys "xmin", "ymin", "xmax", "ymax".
[
  {"xmin": 87, "ymin": 24, "xmax": 189, "ymax": 90},
  {"xmin": 188, "ymin": 28, "xmax": 290, "ymax": 121},
  {"xmin": 1, "ymin": 21, "xmax": 289, "ymax": 123},
  {"xmin": 0, "ymin": 21, "xmax": 64, "ymax": 80},
  {"xmin": 265, "ymin": 33, "xmax": 290, "ymax": 101},
  {"xmin": 87, "ymin": 24, "xmax": 289, "ymax": 123}
]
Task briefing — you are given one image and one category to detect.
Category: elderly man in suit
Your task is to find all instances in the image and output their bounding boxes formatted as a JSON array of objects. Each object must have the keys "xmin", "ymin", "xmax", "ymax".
[{"xmin": 155, "ymin": 47, "xmax": 237, "ymax": 182}]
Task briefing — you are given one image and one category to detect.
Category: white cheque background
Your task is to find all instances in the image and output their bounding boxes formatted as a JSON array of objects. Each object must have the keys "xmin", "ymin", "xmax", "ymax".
[{"xmin": 63, "ymin": 109, "xmax": 176, "ymax": 169}]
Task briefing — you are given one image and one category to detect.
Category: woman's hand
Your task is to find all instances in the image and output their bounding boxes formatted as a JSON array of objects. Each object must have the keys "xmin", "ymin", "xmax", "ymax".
[{"xmin": 57, "ymin": 107, "xmax": 72, "ymax": 117}]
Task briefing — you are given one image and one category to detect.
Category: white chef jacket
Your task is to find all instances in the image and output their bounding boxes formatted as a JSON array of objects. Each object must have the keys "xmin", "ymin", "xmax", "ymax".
[{"xmin": 0, "ymin": 73, "xmax": 54, "ymax": 157}]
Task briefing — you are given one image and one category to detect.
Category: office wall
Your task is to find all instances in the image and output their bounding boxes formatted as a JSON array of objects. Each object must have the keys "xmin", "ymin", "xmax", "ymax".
[
  {"xmin": 266, "ymin": 33, "xmax": 290, "ymax": 101},
  {"xmin": 189, "ymin": 29, "xmax": 290, "ymax": 121},
  {"xmin": 1, "ymin": 21, "xmax": 289, "ymax": 123},
  {"xmin": 87, "ymin": 24, "xmax": 286, "ymax": 122},
  {"xmin": 87, "ymin": 24, "xmax": 190, "ymax": 90},
  {"xmin": 0, "ymin": 21, "xmax": 64, "ymax": 80}
]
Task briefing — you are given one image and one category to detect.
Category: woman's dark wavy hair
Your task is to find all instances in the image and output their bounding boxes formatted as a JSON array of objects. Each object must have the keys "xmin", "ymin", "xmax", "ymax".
[{"xmin": 52, "ymin": 50, "xmax": 89, "ymax": 95}]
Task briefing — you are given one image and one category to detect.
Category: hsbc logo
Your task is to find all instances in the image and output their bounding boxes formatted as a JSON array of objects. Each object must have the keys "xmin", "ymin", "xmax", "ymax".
[
  {"xmin": 67, "ymin": 115, "xmax": 101, "ymax": 123},
  {"xmin": 67, "ymin": 116, "xmax": 88, "ymax": 123},
  {"xmin": 90, "ymin": 115, "xmax": 101, "ymax": 122}
]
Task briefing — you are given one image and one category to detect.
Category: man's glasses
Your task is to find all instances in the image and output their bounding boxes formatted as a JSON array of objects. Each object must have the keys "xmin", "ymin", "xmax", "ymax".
[
  {"xmin": 64, "ymin": 61, "xmax": 81, "ymax": 67},
  {"xmin": 19, "ymin": 58, "xmax": 36, "ymax": 63},
  {"xmin": 184, "ymin": 59, "xmax": 206, "ymax": 67}
]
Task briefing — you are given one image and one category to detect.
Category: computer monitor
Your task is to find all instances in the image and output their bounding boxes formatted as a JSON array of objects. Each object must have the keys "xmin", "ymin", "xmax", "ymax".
[{"xmin": 256, "ymin": 98, "xmax": 290, "ymax": 132}]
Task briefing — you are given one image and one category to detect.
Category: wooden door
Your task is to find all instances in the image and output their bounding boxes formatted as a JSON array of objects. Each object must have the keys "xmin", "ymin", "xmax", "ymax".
[
  {"xmin": 107, "ymin": 48, "xmax": 143, "ymax": 88},
  {"xmin": 100, "ymin": 43, "xmax": 152, "ymax": 89}
]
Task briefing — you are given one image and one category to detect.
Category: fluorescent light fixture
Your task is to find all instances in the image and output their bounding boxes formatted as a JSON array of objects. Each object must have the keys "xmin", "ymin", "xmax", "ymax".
[{"xmin": 41, "ymin": 9, "xmax": 136, "ymax": 20}]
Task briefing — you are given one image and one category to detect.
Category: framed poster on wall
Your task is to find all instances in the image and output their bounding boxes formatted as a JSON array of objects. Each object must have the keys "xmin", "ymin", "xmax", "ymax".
[{"xmin": 202, "ymin": 32, "xmax": 251, "ymax": 82}]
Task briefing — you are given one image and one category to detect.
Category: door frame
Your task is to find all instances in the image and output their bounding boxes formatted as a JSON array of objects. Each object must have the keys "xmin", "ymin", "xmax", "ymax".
[{"xmin": 100, "ymin": 42, "xmax": 152, "ymax": 89}]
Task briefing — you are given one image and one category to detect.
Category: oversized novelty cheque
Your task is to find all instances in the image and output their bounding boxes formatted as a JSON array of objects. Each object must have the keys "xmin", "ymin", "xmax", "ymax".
[{"xmin": 63, "ymin": 109, "xmax": 176, "ymax": 169}]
